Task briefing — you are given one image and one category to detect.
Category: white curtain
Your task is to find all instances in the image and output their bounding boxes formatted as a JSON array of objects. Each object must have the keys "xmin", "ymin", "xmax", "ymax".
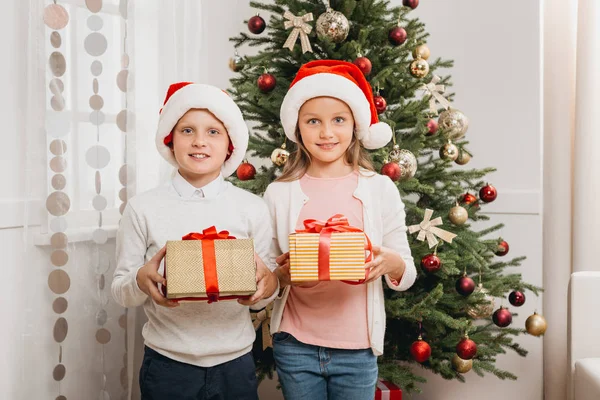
[{"xmin": 543, "ymin": 0, "xmax": 600, "ymax": 399}]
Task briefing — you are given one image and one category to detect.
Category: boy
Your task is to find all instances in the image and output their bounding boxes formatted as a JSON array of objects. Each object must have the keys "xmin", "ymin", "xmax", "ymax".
[{"xmin": 112, "ymin": 82, "xmax": 278, "ymax": 400}]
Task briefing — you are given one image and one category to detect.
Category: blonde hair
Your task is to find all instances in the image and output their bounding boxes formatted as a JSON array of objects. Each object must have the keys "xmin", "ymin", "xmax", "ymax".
[{"xmin": 276, "ymin": 126, "xmax": 375, "ymax": 182}]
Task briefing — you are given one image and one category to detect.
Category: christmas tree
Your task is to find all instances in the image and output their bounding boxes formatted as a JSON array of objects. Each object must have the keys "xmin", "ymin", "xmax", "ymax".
[{"xmin": 229, "ymin": 0, "xmax": 544, "ymax": 393}]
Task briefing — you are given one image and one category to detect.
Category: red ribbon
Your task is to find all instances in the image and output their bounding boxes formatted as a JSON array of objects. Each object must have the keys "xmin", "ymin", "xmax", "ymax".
[
  {"xmin": 163, "ymin": 227, "xmax": 243, "ymax": 303},
  {"xmin": 296, "ymin": 214, "xmax": 372, "ymax": 284}
]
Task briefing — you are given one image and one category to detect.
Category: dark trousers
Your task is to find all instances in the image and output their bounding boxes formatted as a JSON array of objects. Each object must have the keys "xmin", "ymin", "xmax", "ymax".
[{"xmin": 139, "ymin": 346, "xmax": 259, "ymax": 400}]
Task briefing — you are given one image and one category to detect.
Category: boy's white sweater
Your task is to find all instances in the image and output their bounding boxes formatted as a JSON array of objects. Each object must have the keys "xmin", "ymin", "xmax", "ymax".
[{"xmin": 112, "ymin": 173, "xmax": 276, "ymax": 367}]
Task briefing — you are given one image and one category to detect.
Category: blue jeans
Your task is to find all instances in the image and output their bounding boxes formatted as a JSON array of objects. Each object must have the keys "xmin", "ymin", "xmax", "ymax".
[
  {"xmin": 273, "ymin": 332, "xmax": 378, "ymax": 400},
  {"xmin": 139, "ymin": 346, "xmax": 258, "ymax": 400}
]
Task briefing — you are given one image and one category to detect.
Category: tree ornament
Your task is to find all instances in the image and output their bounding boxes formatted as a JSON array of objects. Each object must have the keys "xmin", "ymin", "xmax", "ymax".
[
  {"xmin": 467, "ymin": 283, "xmax": 495, "ymax": 319},
  {"xmin": 316, "ymin": 6, "xmax": 349, "ymax": 43},
  {"xmin": 388, "ymin": 146, "xmax": 417, "ymax": 181},
  {"xmin": 492, "ymin": 307, "xmax": 513, "ymax": 327},
  {"xmin": 413, "ymin": 44, "xmax": 430, "ymax": 60},
  {"xmin": 439, "ymin": 141, "xmax": 459, "ymax": 161},
  {"xmin": 438, "ymin": 108, "xmax": 469, "ymax": 140},
  {"xmin": 496, "ymin": 240, "xmax": 509, "ymax": 256},
  {"xmin": 456, "ymin": 274, "xmax": 475, "ymax": 296},
  {"xmin": 421, "ymin": 75, "xmax": 450, "ymax": 114},
  {"xmin": 403, "ymin": 0, "xmax": 419, "ymax": 9},
  {"xmin": 388, "ymin": 25, "xmax": 407, "ymax": 46},
  {"xmin": 374, "ymin": 94, "xmax": 387, "ymax": 114},
  {"xmin": 257, "ymin": 72, "xmax": 276, "ymax": 93},
  {"xmin": 455, "ymin": 150, "xmax": 471, "ymax": 165},
  {"xmin": 236, "ymin": 160, "xmax": 256, "ymax": 181},
  {"xmin": 426, "ymin": 119, "xmax": 438, "ymax": 135},
  {"xmin": 408, "ymin": 208, "xmax": 457, "ymax": 248},
  {"xmin": 271, "ymin": 143, "xmax": 289, "ymax": 167},
  {"xmin": 448, "ymin": 204, "xmax": 468, "ymax": 225},
  {"xmin": 525, "ymin": 312, "xmax": 547, "ymax": 336},
  {"xmin": 509, "ymin": 290, "xmax": 526, "ymax": 307},
  {"xmin": 461, "ymin": 193, "xmax": 478, "ymax": 206},
  {"xmin": 479, "ymin": 184, "xmax": 497, "ymax": 203},
  {"xmin": 248, "ymin": 14, "xmax": 266, "ymax": 34},
  {"xmin": 410, "ymin": 58, "xmax": 430, "ymax": 79},
  {"xmin": 421, "ymin": 253, "xmax": 441, "ymax": 273},
  {"xmin": 381, "ymin": 161, "xmax": 401, "ymax": 181},
  {"xmin": 410, "ymin": 335, "xmax": 431, "ymax": 363},
  {"xmin": 282, "ymin": 11, "xmax": 314, "ymax": 53},
  {"xmin": 456, "ymin": 336, "xmax": 477, "ymax": 360},
  {"xmin": 451, "ymin": 354, "xmax": 473, "ymax": 373},
  {"xmin": 353, "ymin": 55, "xmax": 372, "ymax": 76},
  {"xmin": 228, "ymin": 51, "xmax": 243, "ymax": 72}
]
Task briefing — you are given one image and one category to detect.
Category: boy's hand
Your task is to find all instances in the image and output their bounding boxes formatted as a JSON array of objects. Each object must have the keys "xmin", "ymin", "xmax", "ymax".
[
  {"xmin": 363, "ymin": 245, "xmax": 406, "ymax": 284},
  {"xmin": 136, "ymin": 246, "xmax": 179, "ymax": 308},
  {"xmin": 275, "ymin": 252, "xmax": 319, "ymax": 289},
  {"xmin": 238, "ymin": 254, "xmax": 278, "ymax": 306}
]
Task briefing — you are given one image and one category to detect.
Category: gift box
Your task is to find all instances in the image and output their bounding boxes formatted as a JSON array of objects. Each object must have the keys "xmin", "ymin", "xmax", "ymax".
[
  {"xmin": 374, "ymin": 379, "xmax": 402, "ymax": 400},
  {"xmin": 288, "ymin": 214, "xmax": 372, "ymax": 282},
  {"xmin": 163, "ymin": 227, "xmax": 257, "ymax": 302}
]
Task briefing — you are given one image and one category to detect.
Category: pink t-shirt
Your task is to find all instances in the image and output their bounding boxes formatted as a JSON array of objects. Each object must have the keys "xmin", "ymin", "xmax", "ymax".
[{"xmin": 279, "ymin": 170, "xmax": 370, "ymax": 349}]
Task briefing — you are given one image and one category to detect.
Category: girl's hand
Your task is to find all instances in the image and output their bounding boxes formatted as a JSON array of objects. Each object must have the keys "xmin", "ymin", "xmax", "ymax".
[
  {"xmin": 275, "ymin": 253, "xmax": 319, "ymax": 288},
  {"xmin": 363, "ymin": 245, "xmax": 406, "ymax": 284},
  {"xmin": 136, "ymin": 246, "xmax": 179, "ymax": 308},
  {"xmin": 238, "ymin": 254, "xmax": 278, "ymax": 306}
]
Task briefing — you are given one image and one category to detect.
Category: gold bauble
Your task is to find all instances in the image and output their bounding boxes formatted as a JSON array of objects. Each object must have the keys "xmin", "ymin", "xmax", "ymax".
[
  {"xmin": 438, "ymin": 108, "xmax": 469, "ymax": 140},
  {"xmin": 448, "ymin": 205, "xmax": 468, "ymax": 225},
  {"xmin": 525, "ymin": 312, "xmax": 547, "ymax": 336},
  {"xmin": 413, "ymin": 44, "xmax": 430, "ymax": 60},
  {"xmin": 271, "ymin": 144, "xmax": 290, "ymax": 167},
  {"xmin": 467, "ymin": 283, "xmax": 495, "ymax": 319},
  {"xmin": 410, "ymin": 58, "xmax": 429, "ymax": 78},
  {"xmin": 316, "ymin": 8, "xmax": 350, "ymax": 43},
  {"xmin": 451, "ymin": 354, "xmax": 473, "ymax": 373},
  {"xmin": 439, "ymin": 142, "xmax": 459, "ymax": 161},
  {"xmin": 455, "ymin": 150, "xmax": 471, "ymax": 165},
  {"xmin": 228, "ymin": 52, "xmax": 242, "ymax": 72}
]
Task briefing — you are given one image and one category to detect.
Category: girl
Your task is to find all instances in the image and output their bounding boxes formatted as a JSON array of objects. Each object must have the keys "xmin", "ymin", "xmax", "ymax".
[{"xmin": 264, "ymin": 60, "xmax": 417, "ymax": 400}]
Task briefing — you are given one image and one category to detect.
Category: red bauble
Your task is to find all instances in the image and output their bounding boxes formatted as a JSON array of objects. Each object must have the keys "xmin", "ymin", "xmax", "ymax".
[
  {"xmin": 492, "ymin": 307, "xmax": 513, "ymax": 327},
  {"xmin": 236, "ymin": 162, "xmax": 256, "ymax": 181},
  {"xmin": 381, "ymin": 162, "xmax": 402, "ymax": 181},
  {"xmin": 248, "ymin": 15, "xmax": 266, "ymax": 34},
  {"xmin": 461, "ymin": 193, "xmax": 478, "ymax": 208},
  {"xmin": 353, "ymin": 56, "xmax": 372, "ymax": 76},
  {"xmin": 496, "ymin": 240, "xmax": 509, "ymax": 256},
  {"xmin": 426, "ymin": 119, "xmax": 438, "ymax": 136},
  {"xmin": 456, "ymin": 275, "xmax": 475, "ymax": 296},
  {"xmin": 410, "ymin": 338, "xmax": 431, "ymax": 363},
  {"xmin": 257, "ymin": 73, "xmax": 276, "ymax": 93},
  {"xmin": 374, "ymin": 95, "xmax": 387, "ymax": 114},
  {"xmin": 508, "ymin": 290, "xmax": 526, "ymax": 307},
  {"xmin": 456, "ymin": 337, "xmax": 477, "ymax": 360},
  {"xmin": 388, "ymin": 26, "xmax": 407, "ymax": 46},
  {"xmin": 403, "ymin": 0, "xmax": 419, "ymax": 9},
  {"xmin": 421, "ymin": 254, "xmax": 441, "ymax": 273},
  {"xmin": 479, "ymin": 184, "xmax": 497, "ymax": 203}
]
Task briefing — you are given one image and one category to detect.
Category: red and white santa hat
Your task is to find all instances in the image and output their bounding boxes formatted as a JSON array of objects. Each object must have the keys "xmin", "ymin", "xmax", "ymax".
[
  {"xmin": 280, "ymin": 60, "xmax": 392, "ymax": 150},
  {"xmin": 156, "ymin": 82, "xmax": 248, "ymax": 177}
]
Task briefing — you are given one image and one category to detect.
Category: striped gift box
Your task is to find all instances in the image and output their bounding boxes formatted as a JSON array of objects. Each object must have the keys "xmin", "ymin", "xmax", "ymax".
[
  {"xmin": 289, "ymin": 231, "xmax": 367, "ymax": 282},
  {"xmin": 374, "ymin": 379, "xmax": 402, "ymax": 400}
]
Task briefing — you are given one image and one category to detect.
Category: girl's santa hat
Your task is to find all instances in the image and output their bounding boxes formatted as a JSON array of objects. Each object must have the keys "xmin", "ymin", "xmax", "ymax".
[
  {"xmin": 280, "ymin": 60, "xmax": 392, "ymax": 150},
  {"xmin": 156, "ymin": 82, "xmax": 248, "ymax": 177}
]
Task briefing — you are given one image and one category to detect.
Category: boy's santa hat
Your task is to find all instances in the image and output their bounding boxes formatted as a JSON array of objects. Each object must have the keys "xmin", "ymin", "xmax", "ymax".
[
  {"xmin": 156, "ymin": 82, "xmax": 248, "ymax": 177},
  {"xmin": 280, "ymin": 60, "xmax": 392, "ymax": 150}
]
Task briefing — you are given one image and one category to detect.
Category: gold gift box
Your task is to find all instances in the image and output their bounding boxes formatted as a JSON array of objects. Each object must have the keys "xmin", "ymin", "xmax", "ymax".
[
  {"xmin": 164, "ymin": 238, "xmax": 257, "ymax": 299},
  {"xmin": 288, "ymin": 232, "xmax": 367, "ymax": 282}
]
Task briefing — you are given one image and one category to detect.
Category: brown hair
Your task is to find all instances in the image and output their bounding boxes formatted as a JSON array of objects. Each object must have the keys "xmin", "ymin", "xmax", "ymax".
[{"xmin": 276, "ymin": 127, "xmax": 375, "ymax": 182}]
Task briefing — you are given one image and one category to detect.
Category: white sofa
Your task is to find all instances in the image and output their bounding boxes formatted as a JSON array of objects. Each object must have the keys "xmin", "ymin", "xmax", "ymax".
[{"xmin": 568, "ymin": 271, "xmax": 600, "ymax": 400}]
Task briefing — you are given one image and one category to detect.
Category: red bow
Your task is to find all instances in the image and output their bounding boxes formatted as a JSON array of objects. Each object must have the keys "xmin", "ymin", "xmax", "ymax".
[
  {"xmin": 296, "ymin": 214, "xmax": 372, "ymax": 283},
  {"xmin": 182, "ymin": 226, "xmax": 235, "ymax": 241}
]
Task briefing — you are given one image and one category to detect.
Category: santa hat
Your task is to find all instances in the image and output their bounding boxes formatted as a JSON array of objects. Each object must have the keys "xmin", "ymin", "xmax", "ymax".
[
  {"xmin": 280, "ymin": 60, "xmax": 392, "ymax": 150},
  {"xmin": 156, "ymin": 82, "xmax": 248, "ymax": 177}
]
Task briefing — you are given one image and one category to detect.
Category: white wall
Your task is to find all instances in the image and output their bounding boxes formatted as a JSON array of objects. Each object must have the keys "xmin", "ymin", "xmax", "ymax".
[{"xmin": 1, "ymin": 0, "xmax": 543, "ymax": 399}]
